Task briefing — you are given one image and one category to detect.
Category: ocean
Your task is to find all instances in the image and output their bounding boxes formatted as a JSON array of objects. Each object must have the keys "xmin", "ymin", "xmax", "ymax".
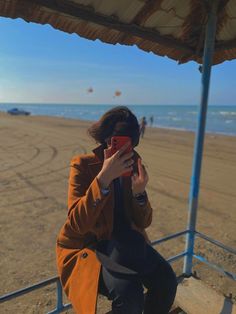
[{"xmin": 0, "ymin": 103, "xmax": 236, "ymax": 136}]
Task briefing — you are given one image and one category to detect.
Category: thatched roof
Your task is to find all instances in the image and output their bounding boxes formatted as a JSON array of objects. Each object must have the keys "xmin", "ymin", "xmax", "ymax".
[{"xmin": 0, "ymin": 0, "xmax": 236, "ymax": 65}]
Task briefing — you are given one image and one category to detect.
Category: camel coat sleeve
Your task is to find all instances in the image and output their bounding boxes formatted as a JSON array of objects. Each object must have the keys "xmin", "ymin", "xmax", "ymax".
[
  {"xmin": 66, "ymin": 156, "xmax": 111, "ymax": 235},
  {"xmin": 127, "ymin": 151, "xmax": 153, "ymax": 229},
  {"xmin": 130, "ymin": 196, "xmax": 152, "ymax": 229}
]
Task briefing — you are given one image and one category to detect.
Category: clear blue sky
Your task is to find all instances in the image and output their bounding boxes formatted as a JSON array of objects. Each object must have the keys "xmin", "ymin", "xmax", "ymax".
[{"xmin": 0, "ymin": 17, "xmax": 236, "ymax": 105}]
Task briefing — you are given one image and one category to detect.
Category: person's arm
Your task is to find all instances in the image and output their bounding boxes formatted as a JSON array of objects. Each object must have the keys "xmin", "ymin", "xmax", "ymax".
[
  {"xmin": 130, "ymin": 191, "xmax": 152, "ymax": 229},
  {"xmin": 67, "ymin": 144, "xmax": 134, "ymax": 235},
  {"xmin": 67, "ymin": 157, "xmax": 112, "ymax": 235},
  {"xmin": 130, "ymin": 156, "xmax": 152, "ymax": 229}
]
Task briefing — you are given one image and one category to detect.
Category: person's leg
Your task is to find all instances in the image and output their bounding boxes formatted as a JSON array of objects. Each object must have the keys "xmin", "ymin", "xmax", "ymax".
[
  {"xmin": 100, "ymin": 266, "xmax": 144, "ymax": 314},
  {"xmin": 141, "ymin": 245, "xmax": 177, "ymax": 314}
]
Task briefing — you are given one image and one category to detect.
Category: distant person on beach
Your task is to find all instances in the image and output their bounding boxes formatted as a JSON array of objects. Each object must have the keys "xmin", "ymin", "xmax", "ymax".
[
  {"xmin": 56, "ymin": 106, "xmax": 177, "ymax": 314},
  {"xmin": 149, "ymin": 115, "xmax": 154, "ymax": 127},
  {"xmin": 140, "ymin": 116, "xmax": 147, "ymax": 138}
]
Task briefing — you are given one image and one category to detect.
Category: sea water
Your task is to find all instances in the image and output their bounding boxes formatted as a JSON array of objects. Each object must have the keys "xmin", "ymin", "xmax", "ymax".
[{"xmin": 0, "ymin": 103, "xmax": 235, "ymax": 136}]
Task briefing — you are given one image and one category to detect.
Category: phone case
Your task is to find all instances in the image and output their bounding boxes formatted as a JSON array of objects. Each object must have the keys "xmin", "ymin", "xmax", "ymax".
[
  {"xmin": 110, "ymin": 136, "xmax": 132, "ymax": 176},
  {"xmin": 111, "ymin": 136, "xmax": 131, "ymax": 154}
]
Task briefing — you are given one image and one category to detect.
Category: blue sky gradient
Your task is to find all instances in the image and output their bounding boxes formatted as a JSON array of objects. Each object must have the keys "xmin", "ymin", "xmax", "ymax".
[{"xmin": 0, "ymin": 17, "xmax": 236, "ymax": 105}]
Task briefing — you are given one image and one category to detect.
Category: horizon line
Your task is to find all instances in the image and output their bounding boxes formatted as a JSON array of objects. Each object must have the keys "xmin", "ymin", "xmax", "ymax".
[{"xmin": 1, "ymin": 102, "xmax": 236, "ymax": 106}]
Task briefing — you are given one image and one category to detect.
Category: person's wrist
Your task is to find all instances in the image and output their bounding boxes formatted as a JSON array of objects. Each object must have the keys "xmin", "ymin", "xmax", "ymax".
[
  {"xmin": 133, "ymin": 190, "xmax": 147, "ymax": 205},
  {"xmin": 133, "ymin": 191, "xmax": 146, "ymax": 197},
  {"xmin": 132, "ymin": 189, "xmax": 145, "ymax": 196},
  {"xmin": 97, "ymin": 171, "xmax": 112, "ymax": 189}
]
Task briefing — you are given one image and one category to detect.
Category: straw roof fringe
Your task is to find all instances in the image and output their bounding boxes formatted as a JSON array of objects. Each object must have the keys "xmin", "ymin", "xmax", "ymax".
[{"xmin": 1, "ymin": 0, "xmax": 236, "ymax": 64}]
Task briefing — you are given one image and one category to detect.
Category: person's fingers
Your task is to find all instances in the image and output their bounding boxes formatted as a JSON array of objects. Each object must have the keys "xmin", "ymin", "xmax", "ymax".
[
  {"xmin": 119, "ymin": 151, "xmax": 134, "ymax": 163},
  {"xmin": 144, "ymin": 168, "xmax": 149, "ymax": 182},
  {"xmin": 141, "ymin": 163, "xmax": 149, "ymax": 181},
  {"xmin": 122, "ymin": 166, "xmax": 133, "ymax": 174},
  {"xmin": 104, "ymin": 148, "xmax": 112, "ymax": 159},
  {"xmin": 137, "ymin": 158, "xmax": 145, "ymax": 179},
  {"xmin": 131, "ymin": 176, "xmax": 135, "ymax": 184},
  {"xmin": 113, "ymin": 147, "xmax": 123, "ymax": 158},
  {"xmin": 131, "ymin": 172, "xmax": 138, "ymax": 182},
  {"xmin": 103, "ymin": 148, "xmax": 108, "ymax": 159},
  {"xmin": 123, "ymin": 159, "xmax": 134, "ymax": 168}
]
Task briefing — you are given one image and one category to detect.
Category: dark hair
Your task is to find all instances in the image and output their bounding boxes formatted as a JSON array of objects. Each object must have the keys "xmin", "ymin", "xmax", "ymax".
[{"xmin": 88, "ymin": 106, "xmax": 140, "ymax": 147}]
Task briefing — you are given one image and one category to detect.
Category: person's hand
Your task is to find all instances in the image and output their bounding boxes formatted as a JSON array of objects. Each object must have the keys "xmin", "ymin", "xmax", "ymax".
[
  {"xmin": 97, "ymin": 143, "xmax": 134, "ymax": 188},
  {"xmin": 131, "ymin": 158, "xmax": 149, "ymax": 194}
]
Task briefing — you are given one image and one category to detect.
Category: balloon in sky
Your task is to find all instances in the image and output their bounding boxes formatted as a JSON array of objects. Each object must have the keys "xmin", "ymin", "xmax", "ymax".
[
  {"xmin": 114, "ymin": 90, "xmax": 121, "ymax": 97},
  {"xmin": 87, "ymin": 87, "xmax": 93, "ymax": 93}
]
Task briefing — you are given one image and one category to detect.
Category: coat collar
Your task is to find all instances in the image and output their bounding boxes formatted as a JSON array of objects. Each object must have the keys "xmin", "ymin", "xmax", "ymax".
[
  {"xmin": 87, "ymin": 144, "xmax": 106, "ymax": 177},
  {"xmin": 92, "ymin": 144, "xmax": 106, "ymax": 162}
]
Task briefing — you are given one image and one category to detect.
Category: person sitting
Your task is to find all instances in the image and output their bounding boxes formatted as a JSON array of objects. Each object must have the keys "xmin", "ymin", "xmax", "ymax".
[{"xmin": 56, "ymin": 106, "xmax": 177, "ymax": 314}]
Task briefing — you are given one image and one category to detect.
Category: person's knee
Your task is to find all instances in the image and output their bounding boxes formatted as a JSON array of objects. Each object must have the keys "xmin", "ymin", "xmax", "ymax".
[
  {"xmin": 111, "ymin": 280, "xmax": 144, "ymax": 314},
  {"xmin": 160, "ymin": 264, "xmax": 178, "ymax": 305},
  {"xmin": 149, "ymin": 262, "xmax": 177, "ymax": 296},
  {"xmin": 144, "ymin": 265, "xmax": 177, "ymax": 314},
  {"xmin": 112, "ymin": 294, "xmax": 144, "ymax": 314}
]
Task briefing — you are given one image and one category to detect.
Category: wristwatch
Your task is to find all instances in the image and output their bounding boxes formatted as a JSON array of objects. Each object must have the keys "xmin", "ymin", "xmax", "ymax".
[
  {"xmin": 100, "ymin": 186, "xmax": 110, "ymax": 196},
  {"xmin": 133, "ymin": 191, "xmax": 147, "ymax": 205}
]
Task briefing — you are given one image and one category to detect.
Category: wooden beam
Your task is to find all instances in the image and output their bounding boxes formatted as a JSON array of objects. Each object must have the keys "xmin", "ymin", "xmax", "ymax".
[
  {"xmin": 132, "ymin": 0, "xmax": 164, "ymax": 26},
  {"xmin": 118, "ymin": 0, "xmax": 164, "ymax": 43},
  {"xmin": 28, "ymin": 0, "xmax": 193, "ymax": 54}
]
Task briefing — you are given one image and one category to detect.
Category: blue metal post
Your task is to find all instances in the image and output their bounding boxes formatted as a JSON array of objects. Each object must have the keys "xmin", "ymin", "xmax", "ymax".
[
  {"xmin": 183, "ymin": 1, "xmax": 219, "ymax": 275},
  {"xmin": 56, "ymin": 279, "xmax": 64, "ymax": 312}
]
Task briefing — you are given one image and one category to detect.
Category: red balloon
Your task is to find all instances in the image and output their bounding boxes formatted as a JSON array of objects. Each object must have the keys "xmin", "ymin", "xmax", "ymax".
[{"xmin": 114, "ymin": 90, "xmax": 121, "ymax": 97}]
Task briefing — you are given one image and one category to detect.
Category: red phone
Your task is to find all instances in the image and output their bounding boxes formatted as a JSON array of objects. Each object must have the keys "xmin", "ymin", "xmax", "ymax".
[{"xmin": 109, "ymin": 136, "xmax": 133, "ymax": 176}]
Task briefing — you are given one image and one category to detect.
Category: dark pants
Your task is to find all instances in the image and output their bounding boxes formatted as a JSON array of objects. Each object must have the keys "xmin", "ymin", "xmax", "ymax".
[{"xmin": 98, "ymin": 245, "xmax": 177, "ymax": 314}]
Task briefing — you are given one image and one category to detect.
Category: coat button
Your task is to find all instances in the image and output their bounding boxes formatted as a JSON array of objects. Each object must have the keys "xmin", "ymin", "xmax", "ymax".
[
  {"xmin": 93, "ymin": 199, "xmax": 100, "ymax": 207},
  {"xmin": 81, "ymin": 252, "xmax": 88, "ymax": 259}
]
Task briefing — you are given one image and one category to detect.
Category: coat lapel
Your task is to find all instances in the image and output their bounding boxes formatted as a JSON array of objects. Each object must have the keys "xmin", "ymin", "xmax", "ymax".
[
  {"xmin": 88, "ymin": 144, "xmax": 114, "ymax": 237},
  {"xmin": 88, "ymin": 144, "xmax": 105, "ymax": 177},
  {"xmin": 88, "ymin": 161, "xmax": 102, "ymax": 178}
]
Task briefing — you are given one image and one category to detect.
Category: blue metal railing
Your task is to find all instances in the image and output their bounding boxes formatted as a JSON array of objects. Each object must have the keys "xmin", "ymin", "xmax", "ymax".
[
  {"xmin": 0, "ymin": 276, "xmax": 72, "ymax": 313},
  {"xmin": 0, "ymin": 229, "xmax": 235, "ymax": 313}
]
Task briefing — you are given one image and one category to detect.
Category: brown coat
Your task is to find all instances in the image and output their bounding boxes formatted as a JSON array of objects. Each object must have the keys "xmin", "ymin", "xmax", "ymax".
[{"xmin": 56, "ymin": 145, "xmax": 153, "ymax": 314}]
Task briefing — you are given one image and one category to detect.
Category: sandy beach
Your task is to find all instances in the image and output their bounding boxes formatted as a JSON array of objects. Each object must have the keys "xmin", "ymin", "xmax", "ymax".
[{"xmin": 0, "ymin": 112, "xmax": 235, "ymax": 313}]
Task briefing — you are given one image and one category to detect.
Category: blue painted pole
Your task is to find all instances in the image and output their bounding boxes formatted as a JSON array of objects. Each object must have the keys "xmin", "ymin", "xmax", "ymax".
[
  {"xmin": 56, "ymin": 279, "xmax": 64, "ymax": 311},
  {"xmin": 183, "ymin": 1, "xmax": 219, "ymax": 276}
]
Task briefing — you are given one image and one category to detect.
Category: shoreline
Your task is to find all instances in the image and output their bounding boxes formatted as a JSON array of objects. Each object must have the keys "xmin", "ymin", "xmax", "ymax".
[
  {"xmin": 1, "ymin": 102, "xmax": 236, "ymax": 137},
  {"xmin": 1, "ymin": 111, "xmax": 236, "ymax": 138}
]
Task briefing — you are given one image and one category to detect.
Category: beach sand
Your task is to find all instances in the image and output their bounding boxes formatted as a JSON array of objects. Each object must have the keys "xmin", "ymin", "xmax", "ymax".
[{"xmin": 0, "ymin": 112, "xmax": 235, "ymax": 313}]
